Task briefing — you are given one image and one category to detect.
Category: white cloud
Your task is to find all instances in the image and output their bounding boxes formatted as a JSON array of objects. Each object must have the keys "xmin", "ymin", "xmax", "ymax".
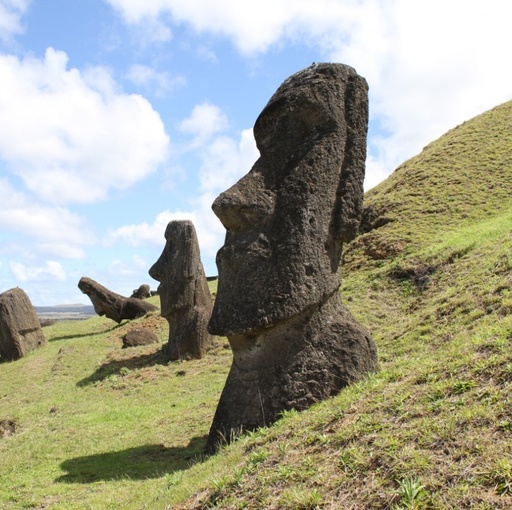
[
  {"xmin": 0, "ymin": 0, "xmax": 29, "ymax": 41},
  {"xmin": 0, "ymin": 47, "xmax": 170, "ymax": 205},
  {"xmin": 106, "ymin": 0, "xmax": 172, "ymax": 42},
  {"xmin": 104, "ymin": 125, "xmax": 259, "ymax": 274},
  {"xmin": 196, "ymin": 45, "xmax": 218, "ymax": 63},
  {"xmin": 106, "ymin": 0, "xmax": 168, "ymax": 24},
  {"xmin": 108, "ymin": 254, "xmax": 149, "ymax": 277},
  {"xmin": 105, "ymin": 0, "xmax": 377, "ymax": 54},
  {"xmin": 105, "ymin": 210, "xmax": 196, "ymax": 247},
  {"xmin": 179, "ymin": 102, "xmax": 229, "ymax": 147},
  {"xmin": 105, "ymin": 0, "xmax": 512, "ymax": 186},
  {"xmin": 10, "ymin": 260, "xmax": 67, "ymax": 282},
  {"xmin": 126, "ymin": 64, "xmax": 185, "ymax": 96},
  {"xmin": 0, "ymin": 178, "xmax": 94, "ymax": 258},
  {"xmin": 335, "ymin": 0, "xmax": 512, "ymax": 181},
  {"xmin": 198, "ymin": 128, "xmax": 257, "ymax": 195},
  {"xmin": 195, "ymin": 128, "xmax": 259, "ymax": 259}
]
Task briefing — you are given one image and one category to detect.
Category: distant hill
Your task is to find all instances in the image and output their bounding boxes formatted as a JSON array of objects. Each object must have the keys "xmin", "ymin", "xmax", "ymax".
[
  {"xmin": 34, "ymin": 304, "xmax": 95, "ymax": 320},
  {"xmin": 356, "ymin": 99, "xmax": 512, "ymax": 254}
]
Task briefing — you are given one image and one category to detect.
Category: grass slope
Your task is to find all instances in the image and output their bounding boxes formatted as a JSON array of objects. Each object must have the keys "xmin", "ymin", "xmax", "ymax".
[
  {"xmin": 0, "ymin": 297, "xmax": 233, "ymax": 510},
  {"xmin": 1, "ymin": 101, "xmax": 511, "ymax": 509}
]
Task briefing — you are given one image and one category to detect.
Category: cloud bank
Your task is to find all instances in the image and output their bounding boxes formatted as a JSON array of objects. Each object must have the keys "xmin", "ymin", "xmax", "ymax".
[
  {"xmin": 0, "ymin": 0, "xmax": 29, "ymax": 41},
  {"xmin": 105, "ymin": 0, "xmax": 512, "ymax": 185},
  {"xmin": 2, "ymin": 0, "xmax": 512, "ymax": 304},
  {"xmin": 0, "ymin": 48, "xmax": 169, "ymax": 205}
]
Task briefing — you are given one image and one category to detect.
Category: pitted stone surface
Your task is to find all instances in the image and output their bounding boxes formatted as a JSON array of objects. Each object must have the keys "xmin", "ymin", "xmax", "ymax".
[{"xmin": 206, "ymin": 63, "xmax": 378, "ymax": 452}]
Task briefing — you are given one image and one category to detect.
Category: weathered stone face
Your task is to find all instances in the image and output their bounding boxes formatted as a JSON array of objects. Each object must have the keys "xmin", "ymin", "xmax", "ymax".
[
  {"xmin": 78, "ymin": 277, "xmax": 157, "ymax": 323},
  {"xmin": 206, "ymin": 63, "xmax": 377, "ymax": 452},
  {"xmin": 0, "ymin": 288, "xmax": 46, "ymax": 361},
  {"xmin": 209, "ymin": 63, "xmax": 369, "ymax": 336},
  {"xmin": 149, "ymin": 221, "xmax": 203, "ymax": 318},
  {"xmin": 149, "ymin": 220, "xmax": 213, "ymax": 360}
]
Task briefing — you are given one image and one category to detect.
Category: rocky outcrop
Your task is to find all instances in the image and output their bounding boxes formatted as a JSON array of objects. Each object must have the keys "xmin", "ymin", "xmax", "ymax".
[
  {"xmin": 130, "ymin": 284, "xmax": 151, "ymax": 299},
  {"xmin": 0, "ymin": 288, "xmax": 46, "ymax": 361},
  {"xmin": 78, "ymin": 277, "xmax": 157, "ymax": 324},
  {"xmin": 122, "ymin": 329, "xmax": 159, "ymax": 348},
  {"xmin": 206, "ymin": 63, "xmax": 378, "ymax": 452}
]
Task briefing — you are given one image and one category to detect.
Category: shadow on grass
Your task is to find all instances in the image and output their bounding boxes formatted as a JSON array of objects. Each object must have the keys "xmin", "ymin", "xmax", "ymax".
[
  {"xmin": 76, "ymin": 347, "xmax": 168, "ymax": 387},
  {"xmin": 56, "ymin": 436, "xmax": 208, "ymax": 483},
  {"xmin": 50, "ymin": 321, "xmax": 127, "ymax": 342}
]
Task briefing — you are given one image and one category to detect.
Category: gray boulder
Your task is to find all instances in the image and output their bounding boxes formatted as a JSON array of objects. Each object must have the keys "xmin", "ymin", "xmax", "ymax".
[{"xmin": 122, "ymin": 329, "xmax": 159, "ymax": 348}]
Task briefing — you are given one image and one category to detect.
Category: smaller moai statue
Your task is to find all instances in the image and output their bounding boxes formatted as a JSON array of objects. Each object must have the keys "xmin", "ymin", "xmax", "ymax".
[
  {"xmin": 78, "ymin": 277, "xmax": 157, "ymax": 323},
  {"xmin": 130, "ymin": 284, "xmax": 151, "ymax": 299},
  {"xmin": 0, "ymin": 288, "xmax": 47, "ymax": 361},
  {"xmin": 149, "ymin": 220, "xmax": 213, "ymax": 361}
]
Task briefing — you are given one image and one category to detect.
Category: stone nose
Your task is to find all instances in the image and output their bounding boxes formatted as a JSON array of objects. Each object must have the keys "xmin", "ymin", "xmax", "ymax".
[
  {"xmin": 212, "ymin": 173, "xmax": 275, "ymax": 232},
  {"xmin": 149, "ymin": 252, "xmax": 165, "ymax": 282}
]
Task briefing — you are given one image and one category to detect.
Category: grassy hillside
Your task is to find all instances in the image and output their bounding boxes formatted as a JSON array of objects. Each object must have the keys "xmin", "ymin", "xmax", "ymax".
[{"xmin": 1, "ymin": 101, "xmax": 511, "ymax": 509}]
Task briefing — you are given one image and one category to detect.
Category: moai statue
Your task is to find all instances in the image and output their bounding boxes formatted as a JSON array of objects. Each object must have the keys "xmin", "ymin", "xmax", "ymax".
[
  {"xmin": 149, "ymin": 220, "xmax": 213, "ymax": 361},
  {"xmin": 131, "ymin": 284, "xmax": 151, "ymax": 299},
  {"xmin": 0, "ymin": 288, "xmax": 47, "ymax": 361},
  {"xmin": 78, "ymin": 277, "xmax": 157, "ymax": 323},
  {"xmin": 206, "ymin": 63, "xmax": 378, "ymax": 452}
]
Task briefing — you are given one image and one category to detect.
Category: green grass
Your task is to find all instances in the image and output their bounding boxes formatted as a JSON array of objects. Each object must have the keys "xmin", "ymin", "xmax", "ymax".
[
  {"xmin": 1, "ymin": 100, "xmax": 512, "ymax": 509},
  {"xmin": 0, "ymin": 299, "xmax": 233, "ymax": 509}
]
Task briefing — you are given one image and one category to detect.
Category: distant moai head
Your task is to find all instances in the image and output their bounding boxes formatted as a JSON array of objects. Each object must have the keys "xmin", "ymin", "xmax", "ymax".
[
  {"xmin": 149, "ymin": 220, "xmax": 202, "ymax": 318},
  {"xmin": 209, "ymin": 63, "xmax": 369, "ymax": 336}
]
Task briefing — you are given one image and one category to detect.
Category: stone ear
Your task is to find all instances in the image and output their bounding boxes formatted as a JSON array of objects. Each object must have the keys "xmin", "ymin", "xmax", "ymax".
[
  {"xmin": 327, "ymin": 73, "xmax": 368, "ymax": 268},
  {"xmin": 333, "ymin": 71, "xmax": 369, "ymax": 247}
]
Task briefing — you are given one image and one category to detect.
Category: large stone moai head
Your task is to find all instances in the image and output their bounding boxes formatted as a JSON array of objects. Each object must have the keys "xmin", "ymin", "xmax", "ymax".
[
  {"xmin": 209, "ymin": 63, "xmax": 369, "ymax": 335},
  {"xmin": 0, "ymin": 288, "xmax": 47, "ymax": 361},
  {"xmin": 206, "ymin": 63, "xmax": 377, "ymax": 452},
  {"xmin": 149, "ymin": 220, "xmax": 213, "ymax": 360}
]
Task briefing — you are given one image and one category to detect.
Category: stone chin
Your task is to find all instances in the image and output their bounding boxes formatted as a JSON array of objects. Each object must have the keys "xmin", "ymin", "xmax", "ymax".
[
  {"xmin": 208, "ymin": 247, "xmax": 338, "ymax": 336},
  {"xmin": 156, "ymin": 283, "xmax": 172, "ymax": 318}
]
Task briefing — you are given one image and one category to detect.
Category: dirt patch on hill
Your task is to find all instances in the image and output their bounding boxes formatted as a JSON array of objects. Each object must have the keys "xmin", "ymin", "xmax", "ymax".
[{"xmin": 0, "ymin": 418, "xmax": 19, "ymax": 438}]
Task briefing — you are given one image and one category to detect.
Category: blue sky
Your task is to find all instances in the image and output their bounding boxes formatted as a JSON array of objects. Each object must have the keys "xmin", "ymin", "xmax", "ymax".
[{"xmin": 0, "ymin": 0, "xmax": 511, "ymax": 306}]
